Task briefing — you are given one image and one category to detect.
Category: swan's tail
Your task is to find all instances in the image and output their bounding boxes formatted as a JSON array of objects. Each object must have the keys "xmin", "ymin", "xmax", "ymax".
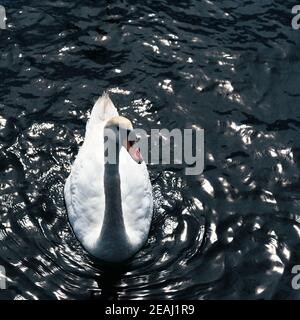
[{"xmin": 90, "ymin": 92, "xmax": 119, "ymax": 124}]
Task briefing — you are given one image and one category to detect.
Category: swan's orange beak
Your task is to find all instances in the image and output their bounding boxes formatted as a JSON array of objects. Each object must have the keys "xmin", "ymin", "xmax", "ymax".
[
  {"xmin": 127, "ymin": 141, "xmax": 143, "ymax": 163},
  {"xmin": 125, "ymin": 129, "xmax": 142, "ymax": 163}
]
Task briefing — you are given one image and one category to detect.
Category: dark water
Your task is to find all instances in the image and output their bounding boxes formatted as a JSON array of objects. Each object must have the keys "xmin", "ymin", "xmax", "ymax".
[{"xmin": 1, "ymin": 0, "xmax": 300, "ymax": 300}]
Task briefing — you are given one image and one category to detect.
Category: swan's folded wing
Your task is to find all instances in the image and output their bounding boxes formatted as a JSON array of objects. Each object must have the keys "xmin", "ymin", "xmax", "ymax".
[
  {"xmin": 64, "ymin": 140, "xmax": 106, "ymax": 250},
  {"xmin": 85, "ymin": 92, "xmax": 119, "ymax": 140},
  {"xmin": 119, "ymin": 148, "xmax": 153, "ymax": 250},
  {"xmin": 90, "ymin": 92, "xmax": 119, "ymax": 123}
]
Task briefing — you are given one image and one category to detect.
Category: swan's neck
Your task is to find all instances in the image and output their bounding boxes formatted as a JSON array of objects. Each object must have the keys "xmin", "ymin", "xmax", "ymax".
[{"xmin": 98, "ymin": 140, "xmax": 131, "ymax": 256}]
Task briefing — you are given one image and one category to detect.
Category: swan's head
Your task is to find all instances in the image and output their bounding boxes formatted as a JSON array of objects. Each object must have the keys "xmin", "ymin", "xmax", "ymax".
[{"xmin": 104, "ymin": 116, "xmax": 142, "ymax": 163}]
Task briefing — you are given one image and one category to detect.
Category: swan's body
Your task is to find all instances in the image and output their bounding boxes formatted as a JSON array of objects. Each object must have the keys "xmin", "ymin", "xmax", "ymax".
[{"xmin": 64, "ymin": 93, "xmax": 153, "ymax": 262}]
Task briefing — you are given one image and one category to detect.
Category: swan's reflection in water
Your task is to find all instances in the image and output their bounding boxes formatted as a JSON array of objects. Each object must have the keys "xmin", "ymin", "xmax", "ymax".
[{"xmin": 91, "ymin": 263, "xmax": 127, "ymax": 300}]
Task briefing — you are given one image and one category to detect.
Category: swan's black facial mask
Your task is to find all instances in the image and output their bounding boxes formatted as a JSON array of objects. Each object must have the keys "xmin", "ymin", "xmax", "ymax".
[{"xmin": 127, "ymin": 129, "xmax": 139, "ymax": 144}]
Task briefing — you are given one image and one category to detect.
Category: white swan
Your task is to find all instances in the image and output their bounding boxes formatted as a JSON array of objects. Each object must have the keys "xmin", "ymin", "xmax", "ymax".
[{"xmin": 64, "ymin": 93, "xmax": 153, "ymax": 262}]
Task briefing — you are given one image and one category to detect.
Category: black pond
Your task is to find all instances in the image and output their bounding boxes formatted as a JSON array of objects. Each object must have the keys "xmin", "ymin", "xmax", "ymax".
[{"xmin": 0, "ymin": 0, "xmax": 300, "ymax": 299}]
